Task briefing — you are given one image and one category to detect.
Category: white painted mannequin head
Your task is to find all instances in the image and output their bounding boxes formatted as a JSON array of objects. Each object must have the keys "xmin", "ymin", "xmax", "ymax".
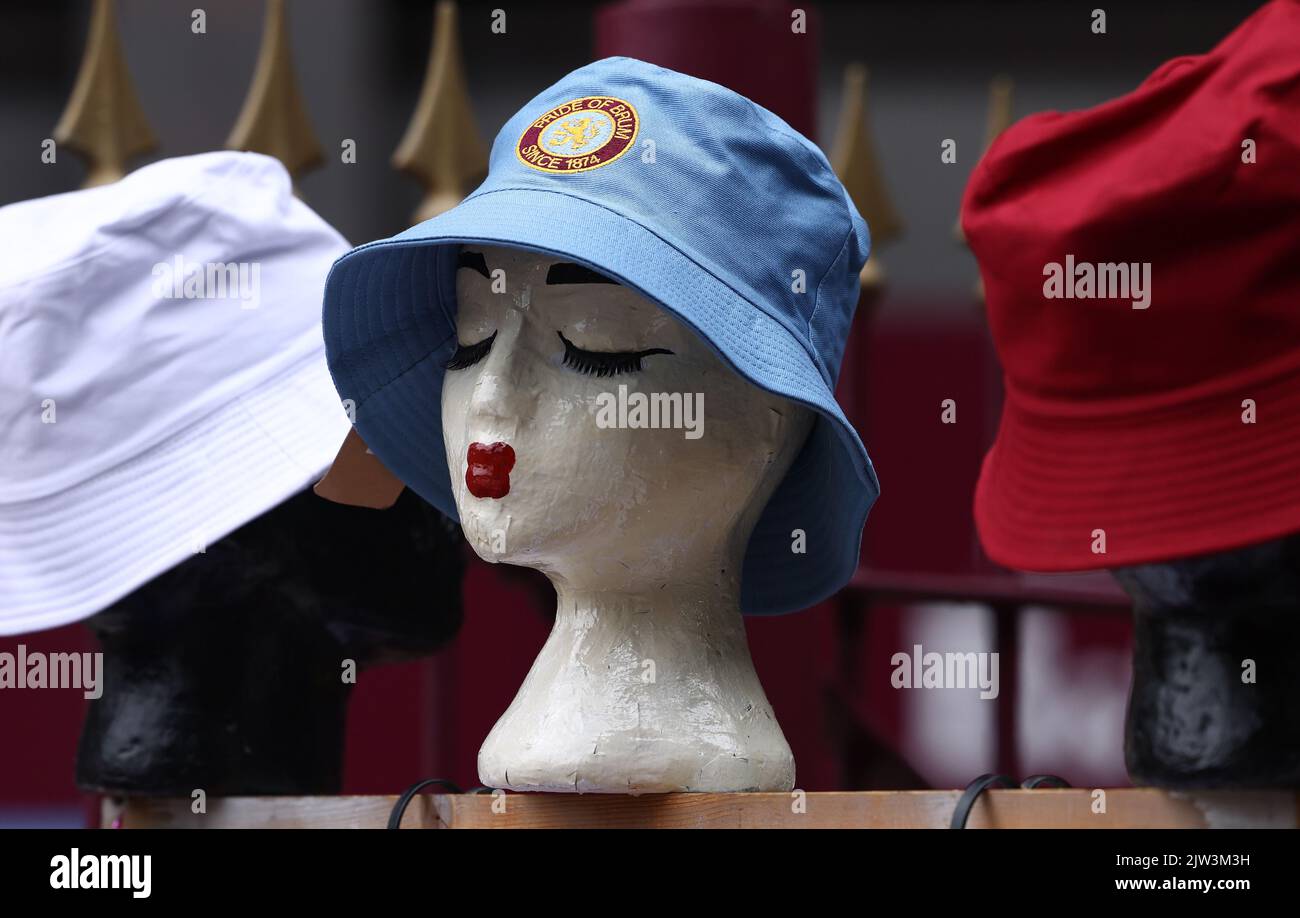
[{"xmin": 442, "ymin": 244, "xmax": 814, "ymax": 793}]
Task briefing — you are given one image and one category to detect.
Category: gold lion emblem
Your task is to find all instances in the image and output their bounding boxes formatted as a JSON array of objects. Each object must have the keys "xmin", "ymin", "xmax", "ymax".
[{"xmin": 549, "ymin": 116, "xmax": 601, "ymax": 152}]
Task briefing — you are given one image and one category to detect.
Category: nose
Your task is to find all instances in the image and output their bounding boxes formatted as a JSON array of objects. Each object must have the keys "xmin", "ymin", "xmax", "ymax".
[{"xmin": 467, "ymin": 314, "xmax": 536, "ymax": 432}]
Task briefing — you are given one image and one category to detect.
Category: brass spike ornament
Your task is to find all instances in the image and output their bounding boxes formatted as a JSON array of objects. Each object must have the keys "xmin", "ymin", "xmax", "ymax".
[
  {"xmin": 226, "ymin": 0, "xmax": 324, "ymax": 180},
  {"xmin": 957, "ymin": 75, "xmax": 1014, "ymax": 301},
  {"xmin": 53, "ymin": 0, "xmax": 157, "ymax": 188},
  {"xmin": 983, "ymin": 76, "xmax": 1015, "ymax": 152},
  {"xmin": 830, "ymin": 64, "xmax": 903, "ymax": 299},
  {"xmin": 393, "ymin": 1, "xmax": 489, "ymax": 224}
]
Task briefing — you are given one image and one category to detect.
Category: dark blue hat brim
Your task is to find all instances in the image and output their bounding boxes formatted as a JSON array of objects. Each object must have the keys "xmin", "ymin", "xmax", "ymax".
[{"xmin": 322, "ymin": 187, "xmax": 878, "ymax": 614}]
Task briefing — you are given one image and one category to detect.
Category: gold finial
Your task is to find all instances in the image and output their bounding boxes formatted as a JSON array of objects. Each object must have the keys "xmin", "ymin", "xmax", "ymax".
[
  {"xmin": 830, "ymin": 64, "xmax": 903, "ymax": 299},
  {"xmin": 53, "ymin": 0, "xmax": 157, "ymax": 188},
  {"xmin": 957, "ymin": 76, "xmax": 1014, "ymax": 301},
  {"xmin": 955, "ymin": 75, "xmax": 1014, "ymax": 245},
  {"xmin": 983, "ymin": 75, "xmax": 1015, "ymax": 151},
  {"xmin": 393, "ymin": 1, "xmax": 488, "ymax": 225},
  {"xmin": 225, "ymin": 0, "xmax": 324, "ymax": 179}
]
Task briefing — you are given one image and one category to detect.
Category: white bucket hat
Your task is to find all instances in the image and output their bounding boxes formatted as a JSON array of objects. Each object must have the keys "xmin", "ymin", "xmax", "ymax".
[{"xmin": 0, "ymin": 152, "xmax": 351, "ymax": 634}]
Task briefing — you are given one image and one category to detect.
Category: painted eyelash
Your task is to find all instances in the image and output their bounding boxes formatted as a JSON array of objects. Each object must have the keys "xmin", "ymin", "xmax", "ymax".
[
  {"xmin": 445, "ymin": 331, "xmax": 497, "ymax": 370},
  {"xmin": 557, "ymin": 331, "xmax": 673, "ymax": 378}
]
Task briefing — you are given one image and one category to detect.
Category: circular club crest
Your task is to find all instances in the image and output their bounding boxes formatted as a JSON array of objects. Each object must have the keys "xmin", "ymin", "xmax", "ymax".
[{"xmin": 516, "ymin": 96, "xmax": 639, "ymax": 174}]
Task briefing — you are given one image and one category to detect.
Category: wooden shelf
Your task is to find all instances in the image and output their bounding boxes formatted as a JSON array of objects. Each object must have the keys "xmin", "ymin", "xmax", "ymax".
[{"xmin": 104, "ymin": 789, "xmax": 1299, "ymax": 829}]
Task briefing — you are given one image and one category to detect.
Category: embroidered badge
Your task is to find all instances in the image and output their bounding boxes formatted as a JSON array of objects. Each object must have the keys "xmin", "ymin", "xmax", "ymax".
[{"xmin": 516, "ymin": 96, "xmax": 639, "ymax": 174}]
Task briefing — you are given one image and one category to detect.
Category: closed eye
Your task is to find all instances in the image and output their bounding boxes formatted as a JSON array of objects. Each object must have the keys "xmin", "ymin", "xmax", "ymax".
[
  {"xmin": 445, "ymin": 331, "xmax": 496, "ymax": 370},
  {"xmin": 557, "ymin": 331, "xmax": 673, "ymax": 377}
]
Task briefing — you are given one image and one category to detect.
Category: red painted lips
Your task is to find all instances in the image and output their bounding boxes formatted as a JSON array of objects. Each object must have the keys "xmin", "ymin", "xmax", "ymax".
[{"xmin": 466, "ymin": 441, "xmax": 516, "ymax": 499}]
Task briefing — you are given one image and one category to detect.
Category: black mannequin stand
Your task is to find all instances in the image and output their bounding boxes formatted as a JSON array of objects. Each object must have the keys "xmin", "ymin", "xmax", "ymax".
[
  {"xmin": 76, "ymin": 487, "xmax": 464, "ymax": 796},
  {"xmin": 1114, "ymin": 534, "xmax": 1300, "ymax": 788}
]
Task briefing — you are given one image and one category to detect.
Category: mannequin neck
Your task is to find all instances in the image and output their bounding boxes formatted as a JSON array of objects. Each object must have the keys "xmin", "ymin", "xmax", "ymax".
[
  {"xmin": 1112, "ymin": 534, "xmax": 1300, "ymax": 788},
  {"xmin": 544, "ymin": 518, "xmax": 753, "ymax": 622},
  {"xmin": 1112, "ymin": 535, "xmax": 1300, "ymax": 617},
  {"xmin": 550, "ymin": 576, "xmax": 746, "ymax": 631},
  {"xmin": 477, "ymin": 555, "xmax": 793, "ymax": 793}
]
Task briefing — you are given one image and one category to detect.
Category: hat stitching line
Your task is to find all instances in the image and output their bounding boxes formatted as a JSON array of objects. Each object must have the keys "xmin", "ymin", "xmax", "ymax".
[
  {"xmin": 2, "ymin": 347, "xmax": 331, "ymax": 505},
  {"xmin": 235, "ymin": 391, "xmax": 323, "ymax": 479},
  {"xmin": 1002, "ymin": 340, "xmax": 1300, "ymax": 421},
  {"xmin": 328, "ymin": 250, "xmax": 442, "ymax": 412},
  {"xmin": 740, "ymin": 97, "xmax": 841, "ymax": 189},
  {"xmin": 742, "ymin": 118, "xmax": 854, "ymax": 386},
  {"xmin": 0, "ymin": 412, "xmax": 336, "ymax": 624},
  {"xmin": 430, "ymin": 244, "xmax": 457, "ymax": 337},
  {"xmin": 352, "ymin": 332, "xmax": 456, "ymax": 414},
  {"xmin": 809, "ymin": 220, "xmax": 858, "ymax": 385}
]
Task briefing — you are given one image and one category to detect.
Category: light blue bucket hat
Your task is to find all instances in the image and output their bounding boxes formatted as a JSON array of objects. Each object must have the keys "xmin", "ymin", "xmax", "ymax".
[{"xmin": 322, "ymin": 57, "xmax": 878, "ymax": 615}]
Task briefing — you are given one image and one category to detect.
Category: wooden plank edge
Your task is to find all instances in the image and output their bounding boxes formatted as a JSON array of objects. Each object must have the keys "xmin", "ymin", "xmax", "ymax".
[{"xmin": 105, "ymin": 789, "xmax": 1299, "ymax": 829}]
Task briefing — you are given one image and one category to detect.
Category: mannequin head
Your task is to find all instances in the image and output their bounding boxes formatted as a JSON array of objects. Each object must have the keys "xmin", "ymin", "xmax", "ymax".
[
  {"xmin": 76, "ymin": 486, "xmax": 464, "ymax": 795},
  {"xmin": 440, "ymin": 244, "xmax": 816, "ymax": 793},
  {"xmin": 319, "ymin": 56, "xmax": 881, "ymax": 791},
  {"xmin": 442, "ymin": 244, "xmax": 814, "ymax": 597}
]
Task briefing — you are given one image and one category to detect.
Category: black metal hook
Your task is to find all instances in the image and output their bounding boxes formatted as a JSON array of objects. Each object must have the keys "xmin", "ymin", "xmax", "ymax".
[
  {"xmin": 949, "ymin": 773, "xmax": 1018, "ymax": 829},
  {"xmin": 949, "ymin": 773, "xmax": 1072, "ymax": 828},
  {"xmin": 386, "ymin": 777, "xmax": 464, "ymax": 829}
]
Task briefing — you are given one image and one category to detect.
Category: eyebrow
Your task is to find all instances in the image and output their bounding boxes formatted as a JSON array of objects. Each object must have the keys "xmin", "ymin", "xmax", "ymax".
[
  {"xmin": 546, "ymin": 262, "xmax": 618, "ymax": 285},
  {"xmin": 457, "ymin": 250, "xmax": 619, "ymax": 286},
  {"xmin": 457, "ymin": 250, "xmax": 490, "ymax": 278}
]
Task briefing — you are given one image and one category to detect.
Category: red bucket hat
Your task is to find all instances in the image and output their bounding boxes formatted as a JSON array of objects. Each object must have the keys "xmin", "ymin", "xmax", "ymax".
[{"xmin": 963, "ymin": 0, "xmax": 1300, "ymax": 572}]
